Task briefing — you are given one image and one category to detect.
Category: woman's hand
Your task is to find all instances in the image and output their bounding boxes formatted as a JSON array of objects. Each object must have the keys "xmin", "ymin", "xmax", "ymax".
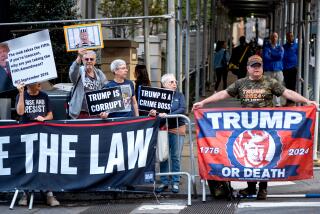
[
  {"xmin": 99, "ymin": 112, "xmax": 109, "ymax": 119},
  {"xmin": 148, "ymin": 109, "xmax": 157, "ymax": 117}
]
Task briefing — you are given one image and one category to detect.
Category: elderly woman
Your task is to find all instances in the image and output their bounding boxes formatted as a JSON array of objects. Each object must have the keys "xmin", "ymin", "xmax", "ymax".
[
  {"xmin": 104, "ymin": 59, "xmax": 139, "ymax": 118},
  {"xmin": 69, "ymin": 49, "xmax": 108, "ymax": 119},
  {"xmin": 155, "ymin": 73, "xmax": 186, "ymax": 194}
]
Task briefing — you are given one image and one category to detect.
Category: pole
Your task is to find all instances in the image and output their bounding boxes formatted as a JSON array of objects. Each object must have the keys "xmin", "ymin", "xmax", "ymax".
[
  {"xmin": 297, "ymin": 0, "xmax": 303, "ymax": 94},
  {"xmin": 143, "ymin": 0, "xmax": 151, "ymax": 77},
  {"xmin": 195, "ymin": 0, "xmax": 201, "ymax": 102},
  {"xmin": 167, "ymin": 0, "xmax": 176, "ymax": 75},
  {"xmin": 209, "ymin": 0, "xmax": 216, "ymax": 90},
  {"xmin": 313, "ymin": 0, "xmax": 320, "ymax": 160},
  {"xmin": 184, "ymin": 0, "xmax": 190, "ymax": 113},
  {"xmin": 289, "ymin": 2, "xmax": 295, "ymax": 33},
  {"xmin": 303, "ymin": 2, "xmax": 311, "ymax": 98},
  {"xmin": 201, "ymin": 0, "xmax": 208, "ymax": 97},
  {"xmin": 177, "ymin": 0, "xmax": 183, "ymax": 91}
]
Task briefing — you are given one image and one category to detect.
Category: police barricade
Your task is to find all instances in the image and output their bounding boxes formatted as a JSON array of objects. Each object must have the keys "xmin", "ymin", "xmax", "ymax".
[
  {"xmin": 155, "ymin": 114, "xmax": 197, "ymax": 206},
  {"xmin": 194, "ymin": 106, "xmax": 318, "ymax": 202}
]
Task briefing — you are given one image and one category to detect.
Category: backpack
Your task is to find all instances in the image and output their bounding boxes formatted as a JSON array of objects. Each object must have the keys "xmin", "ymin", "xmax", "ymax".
[{"xmin": 207, "ymin": 180, "xmax": 234, "ymax": 200}]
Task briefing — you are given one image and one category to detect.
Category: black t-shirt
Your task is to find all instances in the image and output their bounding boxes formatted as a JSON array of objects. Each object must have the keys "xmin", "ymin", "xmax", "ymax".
[{"xmin": 16, "ymin": 91, "xmax": 52, "ymax": 122}]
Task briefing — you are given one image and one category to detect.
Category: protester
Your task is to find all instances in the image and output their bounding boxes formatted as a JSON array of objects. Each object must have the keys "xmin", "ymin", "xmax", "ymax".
[
  {"xmin": 68, "ymin": 49, "xmax": 108, "ymax": 119},
  {"xmin": 283, "ymin": 32, "xmax": 298, "ymax": 106},
  {"xmin": 229, "ymin": 36, "xmax": 253, "ymax": 79},
  {"xmin": 15, "ymin": 82, "xmax": 60, "ymax": 206},
  {"xmin": 155, "ymin": 73, "xmax": 186, "ymax": 194},
  {"xmin": 262, "ymin": 32, "xmax": 284, "ymax": 107},
  {"xmin": 213, "ymin": 41, "xmax": 230, "ymax": 93},
  {"xmin": 76, "ymin": 28, "xmax": 95, "ymax": 48},
  {"xmin": 104, "ymin": 59, "xmax": 139, "ymax": 118},
  {"xmin": 0, "ymin": 43, "xmax": 15, "ymax": 120},
  {"xmin": 193, "ymin": 55, "xmax": 317, "ymax": 200},
  {"xmin": 134, "ymin": 64, "xmax": 151, "ymax": 116}
]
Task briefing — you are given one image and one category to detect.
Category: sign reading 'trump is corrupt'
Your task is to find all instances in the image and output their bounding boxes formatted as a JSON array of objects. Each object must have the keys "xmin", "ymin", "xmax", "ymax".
[
  {"xmin": 85, "ymin": 87, "xmax": 124, "ymax": 115},
  {"xmin": 194, "ymin": 106, "xmax": 316, "ymax": 181}
]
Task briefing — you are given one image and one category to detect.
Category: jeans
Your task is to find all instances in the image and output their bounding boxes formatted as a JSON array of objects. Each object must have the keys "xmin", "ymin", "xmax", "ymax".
[{"xmin": 159, "ymin": 132, "xmax": 185, "ymax": 185}]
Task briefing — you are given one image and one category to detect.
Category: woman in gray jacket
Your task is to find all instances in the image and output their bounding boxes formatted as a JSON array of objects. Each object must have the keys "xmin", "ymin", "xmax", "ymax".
[{"xmin": 69, "ymin": 49, "xmax": 108, "ymax": 119}]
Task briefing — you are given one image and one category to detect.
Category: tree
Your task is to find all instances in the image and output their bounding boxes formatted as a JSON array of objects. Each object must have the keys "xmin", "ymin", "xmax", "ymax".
[
  {"xmin": 9, "ymin": 0, "xmax": 79, "ymax": 83},
  {"xmin": 99, "ymin": 0, "xmax": 166, "ymax": 38}
]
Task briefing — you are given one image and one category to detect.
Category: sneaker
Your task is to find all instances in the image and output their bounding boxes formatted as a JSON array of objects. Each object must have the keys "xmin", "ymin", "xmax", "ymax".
[
  {"xmin": 171, "ymin": 184, "xmax": 179, "ymax": 193},
  {"xmin": 18, "ymin": 194, "xmax": 28, "ymax": 206},
  {"xmin": 257, "ymin": 189, "xmax": 267, "ymax": 200},
  {"xmin": 238, "ymin": 188, "xmax": 256, "ymax": 198},
  {"xmin": 47, "ymin": 196, "xmax": 60, "ymax": 207},
  {"xmin": 155, "ymin": 184, "xmax": 168, "ymax": 193}
]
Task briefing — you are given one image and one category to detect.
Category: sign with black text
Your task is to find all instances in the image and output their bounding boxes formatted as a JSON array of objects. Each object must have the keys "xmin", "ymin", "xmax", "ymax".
[
  {"xmin": 85, "ymin": 87, "xmax": 124, "ymax": 115},
  {"xmin": 138, "ymin": 86, "xmax": 174, "ymax": 113},
  {"xmin": 7, "ymin": 30, "xmax": 57, "ymax": 86},
  {"xmin": 0, "ymin": 117, "xmax": 159, "ymax": 191}
]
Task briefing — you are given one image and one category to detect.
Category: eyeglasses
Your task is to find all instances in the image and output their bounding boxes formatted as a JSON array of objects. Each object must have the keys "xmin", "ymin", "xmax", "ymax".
[
  {"xmin": 250, "ymin": 64, "xmax": 262, "ymax": 68},
  {"xmin": 84, "ymin": 58, "xmax": 95, "ymax": 62},
  {"xmin": 168, "ymin": 80, "xmax": 177, "ymax": 84}
]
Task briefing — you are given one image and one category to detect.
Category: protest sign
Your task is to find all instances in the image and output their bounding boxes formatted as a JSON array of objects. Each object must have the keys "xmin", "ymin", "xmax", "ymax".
[
  {"xmin": 0, "ymin": 117, "xmax": 159, "ymax": 191},
  {"xmin": 85, "ymin": 87, "xmax": 125, "ymax": 115},
  {"xmin": 138, "ymin": 86, "xmax": 174, "ymax": 113},
  {"xmin": 194, "ymin": 106, "xmax": 316, "ymax": 181},
  {"xmin": 64, "ymin": 23, "xmax": 104, "ymax": 51},
  {"xmin": 7, "ymin": 30, "xmax": 57, "ymax": 86}
]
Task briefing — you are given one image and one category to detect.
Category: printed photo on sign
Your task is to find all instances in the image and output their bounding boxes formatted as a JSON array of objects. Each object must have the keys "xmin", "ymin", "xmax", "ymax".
[
  {"xmin": 2, "ymin": 30, "xmax": 57, "ymax": 89},
  {"xmin": 138, "ymin": 86, "xmax": 174, "ymax": 113},
  {"xmin": 63, "ymin": 23, "xmax": 104, "ymax": 52},
  {"xmin": 85, "ymin": 86, "xmax": 124, "ymax": 115},
  {"xmin": 194, "ymin": 106, "xmax": 316, "ymax": 182},
  {"xmin": 0, "ymin": 42, "xmax": 14, "ymax": 93}
]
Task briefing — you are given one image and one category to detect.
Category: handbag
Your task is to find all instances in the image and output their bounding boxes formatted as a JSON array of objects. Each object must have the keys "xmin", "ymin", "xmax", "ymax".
[
  {"xmin": 156, "ymin": 130, "xmax": 169, "ymax": 162},
  {"xmin": 228, "ymin": 46, "xmax": 249, "ymax": 75}
]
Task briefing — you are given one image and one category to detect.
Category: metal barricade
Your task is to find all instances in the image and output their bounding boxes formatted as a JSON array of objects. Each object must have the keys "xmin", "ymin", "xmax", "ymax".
[{"xmin": 155, "ymin": 114, "xmax": 197, "ymax": 206}]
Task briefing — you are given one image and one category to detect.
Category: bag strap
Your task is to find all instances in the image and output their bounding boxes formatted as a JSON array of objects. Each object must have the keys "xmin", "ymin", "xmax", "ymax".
[
  {"xmin": 70, "ymin": 75, "xmax": 81, "ymax": 100},
  {"xmin": 239, "ymin": 46, "xmax": 249, "ymax": 64}
]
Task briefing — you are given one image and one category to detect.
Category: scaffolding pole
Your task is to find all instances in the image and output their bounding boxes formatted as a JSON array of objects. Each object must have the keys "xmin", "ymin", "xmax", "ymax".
[
  {"xmin": 184, "ymin": 0, "xmax": 191, "ymax": 113},
  {"xmin": 303, "ymin": 2, "xmax": 311, "ymax": 98},
  {"xmin": 313, "ymin": 0, "xmax": 320, "ymax": 160},
  {"xmin": 143, "ymin": 0, "xmax": 151, "ymax": 77},
  {"xmin": 167, "ymin": 0, "xmax": 176, "ymax": 75}
]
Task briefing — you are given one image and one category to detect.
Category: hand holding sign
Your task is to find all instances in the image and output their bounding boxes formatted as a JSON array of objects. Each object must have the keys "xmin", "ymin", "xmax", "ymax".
[{"xmin": 138, "ymin": 86, "xmax": 174, "ymax": 114}]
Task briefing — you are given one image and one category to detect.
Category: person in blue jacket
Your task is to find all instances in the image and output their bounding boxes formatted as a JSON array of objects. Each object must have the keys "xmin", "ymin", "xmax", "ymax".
[
  {"xmin": 283, "ymin": 32, "xmax": 298, "ymax": 106},
  {"xmin": 155, "ymin": 73, "xmax": 186, "ymax": 194},
  {"xmin": 262, "ymin": 32, "xmax": 284, "ymax": 107}
]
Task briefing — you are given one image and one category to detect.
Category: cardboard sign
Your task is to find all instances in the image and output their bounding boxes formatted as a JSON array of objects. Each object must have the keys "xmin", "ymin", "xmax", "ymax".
[
  {"xmin": 138, "ymin": 86, "xmax": 174, "ymax": 114},
  {"xmin": 85, "ymin": 87, "xmax": 124, "ymax": 115},
  {"xmin": 63, "ymin": 23, "xmax": 104, "ymax": 51},
  {"xmin": 7, "ymin": 30, "xmax": 57, "ymax": 86}
]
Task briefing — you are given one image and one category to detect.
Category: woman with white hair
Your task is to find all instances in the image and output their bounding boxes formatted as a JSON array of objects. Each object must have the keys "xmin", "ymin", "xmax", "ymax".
[
  {"xmin": 103, "ymin": 59, "xmax": 139, "ymax": 118},
  {"xmin": 155, "ymin": 73, "xmax": 186, "ymax": 194}
]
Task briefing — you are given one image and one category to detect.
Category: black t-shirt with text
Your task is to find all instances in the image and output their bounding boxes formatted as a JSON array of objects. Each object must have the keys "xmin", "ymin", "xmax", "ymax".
[{"xmin": 16, "ymin": 91, "xmax": 52, "ymax": 122}]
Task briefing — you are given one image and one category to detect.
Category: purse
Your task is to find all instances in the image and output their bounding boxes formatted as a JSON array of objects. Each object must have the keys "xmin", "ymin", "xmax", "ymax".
[{"xmin": 156, "ymin": 130, "xmax": 169, "ymax": 162}]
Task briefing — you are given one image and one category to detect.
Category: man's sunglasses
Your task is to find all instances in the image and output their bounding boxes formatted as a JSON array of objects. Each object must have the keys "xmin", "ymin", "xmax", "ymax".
[{"xmin": 84, "ymin": 58, "xmax": 95, "ymax": 62}]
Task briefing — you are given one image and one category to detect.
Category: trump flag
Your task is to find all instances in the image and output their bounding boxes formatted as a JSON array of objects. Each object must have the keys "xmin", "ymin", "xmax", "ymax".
[{"xmin": 194, "ymin": 106, "xmax": 316, "ymax": 181}]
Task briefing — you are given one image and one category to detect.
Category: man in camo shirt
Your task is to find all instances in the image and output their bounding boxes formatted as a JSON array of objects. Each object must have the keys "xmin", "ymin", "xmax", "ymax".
[{"xmin": 193, "ymin": 54, "xmax": 317, "ymax": 200}]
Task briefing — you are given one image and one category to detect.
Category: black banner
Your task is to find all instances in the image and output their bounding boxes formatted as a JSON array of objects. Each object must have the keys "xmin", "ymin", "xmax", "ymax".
[
  {"xmin": 138, "ymin": 86, "xmax": 174, "ymax": 113},
  {"xmin": 85, "ymin": 87, "xmax": 124, "ymax": 115},
  {"xmin": 0, "ymin": 117, "xmax": 159, "ymax": 191}
]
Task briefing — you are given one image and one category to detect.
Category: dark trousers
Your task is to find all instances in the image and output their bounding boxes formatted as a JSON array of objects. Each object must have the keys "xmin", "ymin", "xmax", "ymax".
[
  {"xmin": 283, "ymin": 67, "xmax": 297, "ymax": 91},
  {"xmin": 283, "ymin": 67, "xmax": 297, "ymax": 105},
  {"xmin": 247, "ymin": 181, "xmax": 267, "ymax": 190},
  {"xmin": 214, "ymin": 67, "xmax": 228, "ymax": 91}
]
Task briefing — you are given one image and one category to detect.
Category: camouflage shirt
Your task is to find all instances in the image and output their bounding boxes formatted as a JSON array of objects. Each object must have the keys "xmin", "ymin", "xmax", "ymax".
[{"xmin": 226, "ymin": 76, "xmax": 285, "ymax": 107}]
